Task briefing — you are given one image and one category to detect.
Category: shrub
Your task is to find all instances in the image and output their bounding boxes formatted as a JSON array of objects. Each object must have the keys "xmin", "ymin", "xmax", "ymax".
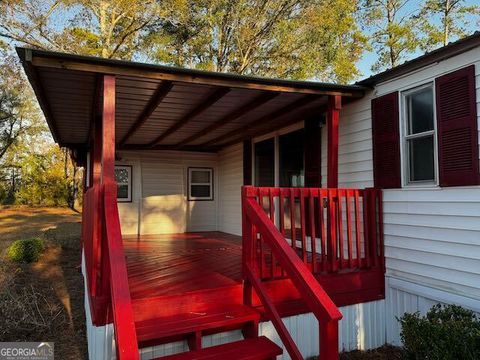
[
  {"xmin": 6, "ymin": 238, "xmax": 45, "ymax": 263},
  {"xmin": 399, "ymin": 303, "xmax": 480, "ymax": 360}
]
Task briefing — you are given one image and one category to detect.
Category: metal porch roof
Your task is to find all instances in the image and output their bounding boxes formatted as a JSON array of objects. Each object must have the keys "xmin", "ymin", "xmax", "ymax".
[{"xmin": 17, "ymin": 47, "xmax": 366, "ymax": 153}]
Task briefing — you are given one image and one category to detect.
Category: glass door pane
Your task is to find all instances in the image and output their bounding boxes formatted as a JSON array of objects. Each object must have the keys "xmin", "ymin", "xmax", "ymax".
[
  {"xmin": 279, "ymin": 129, "xmax": 305, "ymax": 187},
  {"xmin": 254, "ymin": 138, "xmax": 275, "ymax": 186}
]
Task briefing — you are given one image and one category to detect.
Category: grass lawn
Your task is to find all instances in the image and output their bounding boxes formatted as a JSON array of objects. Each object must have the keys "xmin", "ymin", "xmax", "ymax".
[{"xmin": 0, "ymin": 206, "xmax": 87, "ymax": 359}]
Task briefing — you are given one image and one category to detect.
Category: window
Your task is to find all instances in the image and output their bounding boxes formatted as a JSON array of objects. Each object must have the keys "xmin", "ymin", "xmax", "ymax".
[
  {"xmin": 279, "ymin": 129, "xmax": 304, "ymax": 187},
  {"xmin": 254, "ymin": 138, "xmax": 275, "ymax": 186},
  {"xmin": 188, "ymin": 168, "xmax": 213, "ymax": 200},
  {"xmin": 115, "ymin": 165, "xmax": 132, "ymax": 202},
  {"xmin": 402, "ymin": 84, "xmax": 437, "ymax": 184}
]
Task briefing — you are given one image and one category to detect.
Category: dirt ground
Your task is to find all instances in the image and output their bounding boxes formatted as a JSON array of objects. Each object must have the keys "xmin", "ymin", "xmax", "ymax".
[
  {"xmin": 0, "ymin": 206, "xmax": 87, "ymax": 359},
  {"xmin": 340, "ymin": 345, "xmax": 404, "ymax": 359}
]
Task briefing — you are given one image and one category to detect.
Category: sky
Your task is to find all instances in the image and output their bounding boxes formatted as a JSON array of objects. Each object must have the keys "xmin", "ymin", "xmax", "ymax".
[{"xmin": 356, "ymin": 0, "xmax": 480, "ymax": 79}]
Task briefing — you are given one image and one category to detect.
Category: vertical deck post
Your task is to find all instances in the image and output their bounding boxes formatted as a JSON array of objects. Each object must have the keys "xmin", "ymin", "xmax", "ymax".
[
  {"xmin": 100, "ymin": 74, "xmax": 116, "ymax": 303},
  {"xmin": 242, "ymin": 186, "xmax": 254, "ymax": 306},
  {"xmin": 89, "ymin": 85, "xmax": 103, "ymax": 301},
  {"xmin": 327, "ymin": 95, "xmax": 341, "ymax": 189},
  {"xmin": 101, "ymin": 75, "xmax": 116, "ymax": 186},
  {"xmin": 319, "ymin": 320, "xmax": 339, "ymax": 360}
]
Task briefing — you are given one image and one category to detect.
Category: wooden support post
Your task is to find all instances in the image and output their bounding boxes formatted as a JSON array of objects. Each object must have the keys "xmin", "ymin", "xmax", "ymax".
[
  {"xmin": 100, "ymin": 74, "xmax": 116, "ymax": 301},
  {"xmin": 89, "ymin": 95, "xmax": 103, "ymax": 300},
  {"xmin": 327, "ymin": 95, "xmax": 341, "ymax": 189},
  {"xmin": 92, "ymin": 116, "xmax": 102, "ymax": 186},
  {"xmin": 319, "ymin": 320, "xmax": 339, "ymax": 360},
  {"xmin": 101, "ymin": 75, "xmax": 116, "ymax": 185}
]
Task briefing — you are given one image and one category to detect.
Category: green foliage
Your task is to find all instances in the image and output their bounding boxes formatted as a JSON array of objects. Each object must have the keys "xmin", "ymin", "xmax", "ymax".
[
  {"xmin": 13, "ymin": 144, "xmax": 77, "ymax": 207},
  {"xmin": 147, "ymin": 0, "xmax": 367, "ymax": 83},
  {"xmin": 417, "ymin": 0, "xmax": 480, "ymax": 50},
  {"xmin": 399, "ymin": 303, "xmax": 480, "ymax": 360},
  {"xmin": 361, "ymin": 0, "xmax": 422, "ymax": 71},
  {"xmin": 0, "ymin": 0, "xmax": 162, "ymax": 60},
  {"xmin": 6, "ymin": 238, "xmax": 45, "ymax": 263},
  {"xmin": 0, "ymin": 54, "xmax": 44, "ymax": 161}
]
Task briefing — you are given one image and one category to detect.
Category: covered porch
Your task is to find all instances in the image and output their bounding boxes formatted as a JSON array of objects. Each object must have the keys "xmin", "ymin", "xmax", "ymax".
[{"xmin": 18, "ymin": 47, "xmax": 385, "ymax": 360}]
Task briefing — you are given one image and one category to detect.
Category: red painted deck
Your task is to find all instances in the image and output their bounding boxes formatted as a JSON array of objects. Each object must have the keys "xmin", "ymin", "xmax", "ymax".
[
  {"xmin": 124, "ymin": 232, "xmax": 243, "ymax": 300},
  {"xmin": 124, "ymin": 231, "xmax": 384, "ymax": 323}
]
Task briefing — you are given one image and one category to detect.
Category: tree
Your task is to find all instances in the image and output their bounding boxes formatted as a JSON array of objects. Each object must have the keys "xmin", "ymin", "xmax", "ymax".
[
  {"xmin": 145, "ymin": 0, "xmax": 367, "ymax": 82},
  {"xmin": 362, "ymin": 0, "xmax": 421, "ymax": 71},
  {"xmin": 418, "ymin": 0, "xmax": 480, "ymax": 50},
  {"xmin": 0, "ymin": 0, "xmax": 161, "ymax": 59},
  {"xmin": 0, "ymin": 55, "xmax": 43, "ymax": 161}
]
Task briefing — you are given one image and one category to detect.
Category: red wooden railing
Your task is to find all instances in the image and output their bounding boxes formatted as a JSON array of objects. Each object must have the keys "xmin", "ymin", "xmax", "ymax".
[
  {"xmin": 82, "ymin": 183, "xmax": 139, "ymax": 360},
  {"xmin": 242, "ymin": 186, "xmax": 344, "ymax": 360},
  {"xmin": 243, "ymin": 186, "xmax": 384, "ymax": 281},
  {"xmin": 241, "ymin": 186, "xmax": 384, "ymax": 359}
]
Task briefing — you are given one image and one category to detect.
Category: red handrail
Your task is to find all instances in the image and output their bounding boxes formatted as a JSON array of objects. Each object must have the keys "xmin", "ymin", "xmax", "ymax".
[
  {"xmin": 103, "ymin": 182, "xmax": 139, "ymax": 360},
  {"xmin": 242, "ymin": 186, "xmax": 343, "ymax": 360},
  {"xmin": 243, "ymin": 186, "xmax": 384, "ymax": 280}
]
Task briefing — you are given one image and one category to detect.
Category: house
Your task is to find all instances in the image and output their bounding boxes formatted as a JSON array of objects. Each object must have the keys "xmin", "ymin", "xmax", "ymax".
[{"xmin": 16, "ymin": 31, "xmax": 480, "ymax": 360}]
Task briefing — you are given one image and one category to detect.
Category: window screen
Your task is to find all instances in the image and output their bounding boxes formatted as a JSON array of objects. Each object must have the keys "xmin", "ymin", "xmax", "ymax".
[
  {"xmin": 403, "ymin": 85, "xmax": 436, "ymax": 183},
  {"xmin": 114, "ymin": 166, "xmax": 132, "ymax": 202},
  {"xmin": 188, "ymin": 168, "xmax": 213, "ymax": 200}
]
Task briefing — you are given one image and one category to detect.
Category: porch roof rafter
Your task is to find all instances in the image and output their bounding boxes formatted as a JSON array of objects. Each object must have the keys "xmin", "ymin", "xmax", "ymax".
[
  {"xmin": 203, "ymin": 94, "xmax": 319, "ymax": 147},
  {"xmin": 175, "ymin": 91, "xmax": 280, "ymax": 149},
  {"xmin": 148, "ymin": 86, "xmax": 231, "ymax": 147},
  {"xmin": 16, "ymin": 47, "xmax": 367, "ymax": 154},
  {"xmin": 119, "ymin": 81, "xmax": 173, "ymax": 147}
]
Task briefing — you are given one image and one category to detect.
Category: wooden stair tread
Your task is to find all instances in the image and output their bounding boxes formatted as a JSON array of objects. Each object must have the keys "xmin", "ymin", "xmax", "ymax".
[
  {"xmin": 136, "ymin": 304, "xmax": 260, "ymax": 343},
  {"xmin": 154, "ymin": 336, "xmax": 282, "ymax": 360}
]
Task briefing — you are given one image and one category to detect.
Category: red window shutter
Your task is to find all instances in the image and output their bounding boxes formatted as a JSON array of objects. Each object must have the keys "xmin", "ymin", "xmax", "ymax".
[
  {"xmin": 372, "ymin": 92, "xmax": 401, "ymax": 188},
  {"xmin": 436, "ymin": 65, "xmax": 479, "ymax": 187}
]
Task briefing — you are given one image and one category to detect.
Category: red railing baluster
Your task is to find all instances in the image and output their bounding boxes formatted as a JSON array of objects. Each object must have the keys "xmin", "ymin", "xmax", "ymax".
[
  {"xmin": 337, "ymin": 189, "xmax": 345, "ymax": 270},
  {"xmin": 362, "ymin": 189, "xmax": 371, "ymax": 268},
  {"xmin": 377, "ymin": 190, "xmax": 385, "ymax": 271},
  {"xmin": 354, "ymin": 190, "xmax": 362, "ymax": 268},
  {"xmin": 369, "ymin": 189, "xmax": 378, "ymax": 268},
  {"xmin": 258, "ymin": 192, "xmax": 266, "ymax": 278},
  {"xmin": 279, "ymin": 189, "xmax": 285, "ymax": 236},
  {"xmin": 299, "ymin": 189, "xmax": 307, "ymax": 264},
  {"xmin": 327, "ymin": 190, "xmax": 338, "ymax": 272},
  {"xmin": 308, "ymin": 189, "xmax": 317, "ymax": 273},
  {"xmin": 319, "ymin": 189, "xmax": 327, "ymax": 272},
  {"xmin": 269, "ymin": 188, "xmax": 276, "ymax": 278},
  {"xmin": 345, "ymin": 189, "xmax": 353, "ymax": 269},
  {"xmin": 290, "ymin": 188, "xmax": 296, "ymax": 251}
]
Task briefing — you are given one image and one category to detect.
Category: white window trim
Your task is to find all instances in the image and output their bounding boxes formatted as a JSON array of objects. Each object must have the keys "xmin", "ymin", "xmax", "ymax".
[
  {"xmin": 115, "ymin": 165, "xmax": 132, "ymax": 202},
  {"xmin": 400, "ymin": 83, "xmax": 439, "ymax": 188},
  {"xmin": 188, "ymin": 167, "xmax": 214, "ymax": 201}
]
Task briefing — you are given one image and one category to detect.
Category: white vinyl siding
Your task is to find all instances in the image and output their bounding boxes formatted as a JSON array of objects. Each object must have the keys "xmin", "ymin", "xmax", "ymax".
[
  {"xmin": 383, "ymin": 188, "xmax": 480, "ymax": 299},
  {"xmin": 116, "ymin": 150, "xmax": 218, "ymax": 235},
  {"xmin": 322, "ymin": 94, "xmax": 374, "ymax": 189},
  {"xmin": 217, "ymin": 143, "xmax": 243, "ymax": 235}
]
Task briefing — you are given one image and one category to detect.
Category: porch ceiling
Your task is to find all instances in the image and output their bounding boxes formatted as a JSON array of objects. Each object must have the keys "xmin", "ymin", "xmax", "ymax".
[{"xmin": 17, "ymin": 47, "xmax": 367, "ymax": 153}]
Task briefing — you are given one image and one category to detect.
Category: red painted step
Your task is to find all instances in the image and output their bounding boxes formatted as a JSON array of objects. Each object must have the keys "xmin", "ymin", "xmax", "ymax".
[
  {"xmin": 155, "ymin": 336, "xmax": 282, "ymax": 360},
  {"xmin": 136, "ymin": 304, "xmax": 260, "ymax": 347}
]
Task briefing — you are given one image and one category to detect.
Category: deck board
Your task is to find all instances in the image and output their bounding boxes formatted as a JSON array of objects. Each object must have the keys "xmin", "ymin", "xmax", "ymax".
[{"xmin": 124, "ymin": 232, "xmax": 243, "ymax": 299}]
